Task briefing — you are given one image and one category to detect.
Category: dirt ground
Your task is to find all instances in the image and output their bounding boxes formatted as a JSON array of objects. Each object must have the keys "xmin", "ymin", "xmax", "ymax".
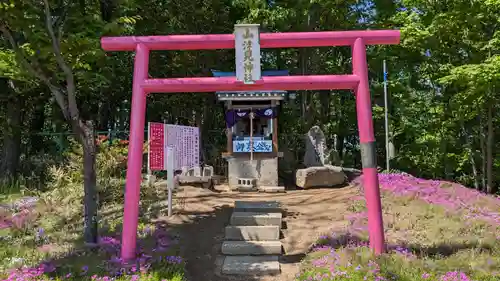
[{"xmin": 156, "ymin": 185, "xmax": 357, "ymax": 281}]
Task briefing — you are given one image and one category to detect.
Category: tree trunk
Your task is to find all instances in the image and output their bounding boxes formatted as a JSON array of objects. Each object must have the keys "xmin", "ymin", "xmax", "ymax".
[
  {"xmin": 29, "ymin": 98, "xmax": 46, "ymax": 154},
  {"xmin": 486, "ymin": 102, "xmax": 495, "ymax": 194},
  {"xmin": 336, "ymin": 94, "xmax": 346, "ymax": 163},
  {"xmin": 479, "ymin": 115, "xmax": 486, "ymax": 191},
  {"xmin": 470, "ymin": 147, "xmax": 479, "ymax": 190},
  {"xmin": 0, "ymin": 80, "xmax": 23, "ymax": 179},
  {"xmin": 319, "ymin": 90, "xmax": 330, "ymax": 125},
  {"xmin": 461, "ymin": 121, "xmax": 479, "ymax": 189},
  {"xmin": 441, "ymin": 109, "xmax": 449, "ymax": 179},
  {"xmin": 98, "ymin": 100, "xmax": 111, "ymax": 131},
  {"xmin": 78, "ymin": 120, "xmax": 98, "ymax": 244},
  {"xmin": 99, "ymin": 0, "xmax": 115, "ymax": 22},
  {"xmin": 299, "ymin": 48, "xmax": 308, "ymax": 124}
]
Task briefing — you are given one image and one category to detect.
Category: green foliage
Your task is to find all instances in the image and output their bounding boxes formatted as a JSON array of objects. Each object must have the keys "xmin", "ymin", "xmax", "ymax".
[
  {"xmin": 0, "ymin": 0, "xmax": 499, "ymax": 197},
  {"xmin": 44, "ymin": 137, "xmax": 147, "ymax": 206},
  {"xmin": 0, "ymin": 49, "xmax": 23, "ymax": 80},
  {"xmin": 3, "ymin": 0, "xmax": 498, "ymax": 194}
]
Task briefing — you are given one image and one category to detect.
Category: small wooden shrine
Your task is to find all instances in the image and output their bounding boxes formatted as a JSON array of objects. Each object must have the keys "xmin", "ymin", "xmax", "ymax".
[{"xmin": 212, "ymin": 70, "xmax": 291, "ymax": 190}]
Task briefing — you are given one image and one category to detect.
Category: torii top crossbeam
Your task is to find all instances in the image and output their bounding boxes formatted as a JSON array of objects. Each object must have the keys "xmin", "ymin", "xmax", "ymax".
[
  {"xmin": 101, "ymin": 30, "xmax": 400, "ymax": 94},
  {"xmin": 101, "ymin": 30, "xmax": 400, "ymax": 51},
  {"xmin": 100, "ymin": 28, "xmax": 400, "ymax": 262}
]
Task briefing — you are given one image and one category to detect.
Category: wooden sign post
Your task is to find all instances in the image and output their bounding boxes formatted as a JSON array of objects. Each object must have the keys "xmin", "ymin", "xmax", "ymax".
[{"xmin": 234, "ymin": 24, "xmax": 261, "ymax": 84}]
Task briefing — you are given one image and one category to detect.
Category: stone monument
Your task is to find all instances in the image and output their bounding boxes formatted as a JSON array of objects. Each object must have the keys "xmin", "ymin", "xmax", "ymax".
[
  {"xmin": 304, "ymin": 126, "xmax": 327, "ymax": 167},
  {"xmin": 296, "ymin": 126, "xmax": 346, "ymax": 188},
  {"xmin": 330, "ymin": 134, "xmax": 342, "ymax": 166}
]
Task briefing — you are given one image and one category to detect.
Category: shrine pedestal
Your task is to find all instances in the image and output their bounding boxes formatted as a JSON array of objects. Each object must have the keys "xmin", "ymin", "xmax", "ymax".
[{"xmin": 227, "ymin": 154, "xmax": 278, "ymax": 189}]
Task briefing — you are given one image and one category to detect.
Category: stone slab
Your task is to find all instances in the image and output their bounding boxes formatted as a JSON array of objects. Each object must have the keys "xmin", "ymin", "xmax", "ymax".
[
  {"xmin": 178, "ymin": 175, "xmax": 212, "ymax": 183},
  {"xmin": 222, "ymin": 255, "xmax": 280, "ymax": 275},
  {"xmin": 225, "ymin": 226, "xmax": 280, "ymax": 241},
  {"xmin": 258, "ymin": 186, "xmax": 285, "ymax": 193},
  {"xmin": 230, "ymin": 212, "xmax": 282, "ymax": 226},
  {"xmin": 295, "ymin": 165, "xmax": 346, "ymax": 188},
  {"xmin": 222, "ymin": 241, "xmax": 282, "ymax": 255},
  {"xmin": 234, "ymin": 201, "xmax": 281, "ymax": 213},
  {"xmin": 235, "ymin": 186, "xmax": 258, "ymax": 192}
]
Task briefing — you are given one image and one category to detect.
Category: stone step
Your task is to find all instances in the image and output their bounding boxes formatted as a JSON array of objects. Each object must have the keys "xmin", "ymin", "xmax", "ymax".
[
  {"xmin": 235, "ymin": 186, "xmax": 258, "ymax": 192},
  {"xmin": 234, "ymin": 201, "xmax": 281, "ymax": 213},
  {"xmin": 222, "ymin": 255, "xmax": 280, "ymax": 275},
  {"xmin": 222, "ymin": 241, "xmax": 282, "ymax": 255},
  {"xmin": 230, "ymin": 212, "xmax": 282, "ymax": 226},
  {"xmin": 258, "ymin": 186, "xmax": 286, "ymax": 193},
  {"xmin": 225, "ymin": 226, "xmax": 280, "ymax": 241}
]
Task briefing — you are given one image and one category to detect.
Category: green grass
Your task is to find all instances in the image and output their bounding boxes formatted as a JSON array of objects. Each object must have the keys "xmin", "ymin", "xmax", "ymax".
[
  {"xmin": 0, "ymin": 183, "xmax": 185, "ymax": 281},
  {"xmin": 297, "ymin": 191, "xmax": 500, "ymax": 281},
  {"xmin": 0, "ymin": 180, "xmax": 30, "ymax": 203}
]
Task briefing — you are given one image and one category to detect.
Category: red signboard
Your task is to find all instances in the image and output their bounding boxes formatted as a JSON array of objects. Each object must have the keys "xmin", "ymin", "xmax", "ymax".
[{"xmin": 148, "ymin": 122, "xmax": 165, "ymax": 171}]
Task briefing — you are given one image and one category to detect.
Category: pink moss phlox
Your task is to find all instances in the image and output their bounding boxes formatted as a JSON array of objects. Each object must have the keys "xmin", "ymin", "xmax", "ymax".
[
  {"xmin": 3, "ymin": 225, "xmax": 183, "ymax": 281},
  {"xmin": 0, "ymin": 198, "xmax": 38, "ymax": 230},
  {"xmin": 439, "ymin": 271, "xmax": 471, "ymax": 281},
  {"xmin": 5, "ymin": 262, "xmax": 56, "ymax": 281},
  {"xmin": 354, "ymin": 173, "xmax": 500, "ymax": 226},
  {"xmin": 305, "ymin": 174, "xmax": 484, "ymax": 281}
]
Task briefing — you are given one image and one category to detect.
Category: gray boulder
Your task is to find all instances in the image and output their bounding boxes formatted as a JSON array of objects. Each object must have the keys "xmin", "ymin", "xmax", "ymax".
[{"xmin": 295, "ymin": 165, "xmax": 346, "ymax": 188}]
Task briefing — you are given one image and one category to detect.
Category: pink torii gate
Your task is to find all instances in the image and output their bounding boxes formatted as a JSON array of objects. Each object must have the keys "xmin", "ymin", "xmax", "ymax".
[{"xmin": 101, "ymin": 29, "xmax": 400, "ymax": 261}]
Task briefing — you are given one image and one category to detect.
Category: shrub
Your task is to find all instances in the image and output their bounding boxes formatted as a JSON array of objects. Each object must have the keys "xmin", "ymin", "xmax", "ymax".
[
  {"xmin": 16, "ymin": 153, "xmax": 59, "ymax": 191},
  {"xmin": 45, "ymin": 137, "xmax": 148, "ymax": 205}
]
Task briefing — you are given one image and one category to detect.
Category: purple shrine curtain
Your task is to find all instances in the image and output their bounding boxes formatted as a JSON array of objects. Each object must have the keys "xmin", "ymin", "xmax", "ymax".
[{"xmin": 225, "ymin": 107, "xmax": 278, "ymax": 128}]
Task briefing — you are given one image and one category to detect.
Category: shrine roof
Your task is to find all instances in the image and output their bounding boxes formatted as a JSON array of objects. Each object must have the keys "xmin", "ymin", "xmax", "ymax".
[{"xmin": 211, "ymin": 70, "xmax": 289, "ymax": 101}]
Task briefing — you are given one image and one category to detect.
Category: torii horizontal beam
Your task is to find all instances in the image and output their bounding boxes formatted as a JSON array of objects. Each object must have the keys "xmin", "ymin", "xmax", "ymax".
[
  {"xmin": 101, "ymin": 30, "xmax": 400, "ymax": 51},
  {"xmin": 141, "ymin": 75, "xmax": 361, "ymax": 93}
]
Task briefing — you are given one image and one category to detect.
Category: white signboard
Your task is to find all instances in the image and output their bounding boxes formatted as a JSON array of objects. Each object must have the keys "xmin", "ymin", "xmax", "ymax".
[
  {"xmin": 165, "ymin": 124, "xmax": 200, "ymax": 171},
  {"xmin": 234, "ymin": 24, "xmax": 261, "ymax": 84},
  {"xmin": 147, "ymin": 122, "xmax": 199, "ymax": 171}
]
